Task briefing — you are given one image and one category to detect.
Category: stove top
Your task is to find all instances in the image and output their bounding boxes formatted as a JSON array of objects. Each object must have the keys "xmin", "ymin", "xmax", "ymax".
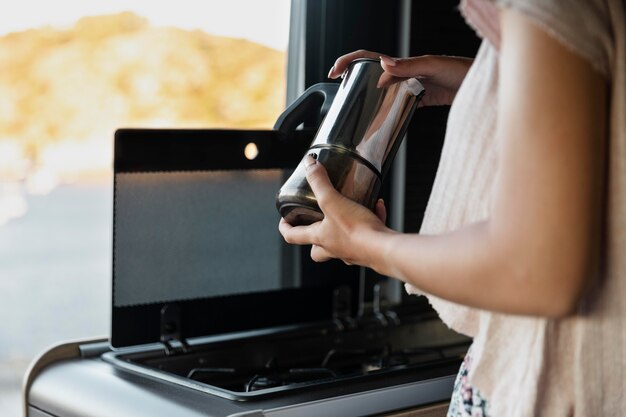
[
  {"xmin": 184, "ymin": 343, "xmax": 467, "ymax": 395},
  {"xmin": 104, "ymin": 311, "xmax": 470, "ymax": 401}
]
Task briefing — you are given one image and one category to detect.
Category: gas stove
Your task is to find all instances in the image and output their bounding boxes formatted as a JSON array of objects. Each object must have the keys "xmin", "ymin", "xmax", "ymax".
[
  {"xmin": 104, "ymin": 305, "xmax": 469, "ymax": 402},
  {"xmin": 25, "ymin": 127, "xmax": 469, "ymax": 417}
]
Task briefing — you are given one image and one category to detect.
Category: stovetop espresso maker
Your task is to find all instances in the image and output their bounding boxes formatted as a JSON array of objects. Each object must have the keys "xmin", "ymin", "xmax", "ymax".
[{"xmin": 276, "ymin": 58, "xmax": 425, "ymax": 226}]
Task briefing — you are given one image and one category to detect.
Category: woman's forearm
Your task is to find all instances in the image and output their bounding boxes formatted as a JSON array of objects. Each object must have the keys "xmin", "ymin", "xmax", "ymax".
[{"xmin": 360, "ymin": 221, "xmax": 583, "ymax": 317}]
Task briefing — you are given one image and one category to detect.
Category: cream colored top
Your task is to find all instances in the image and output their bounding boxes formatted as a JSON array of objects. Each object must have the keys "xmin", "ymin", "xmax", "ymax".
[{"xmin": 405, "ymin": 0, "xmax": 626, "ymax": 415}]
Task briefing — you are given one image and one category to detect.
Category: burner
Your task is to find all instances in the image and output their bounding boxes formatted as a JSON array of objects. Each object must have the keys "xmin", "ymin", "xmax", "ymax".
[
  {"xmin": 246, "ymin": 375, "xmax": 281, "ymax": 392},
  {"xmin": 187, "ymin": 367, "xmax": 236, "ymax": 380},
  {"xmin": 362, "ymin": 354, "xmax": 410, "ymax": 373},
  {"xmin": 245, "ymin": 368, "xmax": 338, "ymax": 392}
]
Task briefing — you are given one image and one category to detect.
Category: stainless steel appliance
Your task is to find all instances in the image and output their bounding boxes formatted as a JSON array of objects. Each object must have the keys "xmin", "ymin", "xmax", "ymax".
[
  {"xmin": 277, "ymin": 58, "xmax": 425, "ymax": 226},
  {"xmin": 24, "ymin": 99, "xmax": 468, "ymax": 417}
]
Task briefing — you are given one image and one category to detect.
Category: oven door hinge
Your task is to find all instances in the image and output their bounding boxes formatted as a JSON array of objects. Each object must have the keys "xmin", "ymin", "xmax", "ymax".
[
  {"xmin": 357, "ymin": 281, "xmax": 401, "ymax": 329},
  {"xmin": 160, "ymin": 303, "xmax": 189, "ymax": 356}
]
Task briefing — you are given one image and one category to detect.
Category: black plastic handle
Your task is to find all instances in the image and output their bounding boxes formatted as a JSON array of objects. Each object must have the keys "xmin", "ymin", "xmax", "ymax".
[{"xmin": 273, "ymin": 83, "xmax": 339, "ymax": 137}]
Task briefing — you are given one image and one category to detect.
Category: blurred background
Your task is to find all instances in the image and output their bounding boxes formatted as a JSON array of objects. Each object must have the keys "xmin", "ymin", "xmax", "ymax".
[{"xmin": 0, "ymin": 1, "xmax": 290, "ymax": 415}]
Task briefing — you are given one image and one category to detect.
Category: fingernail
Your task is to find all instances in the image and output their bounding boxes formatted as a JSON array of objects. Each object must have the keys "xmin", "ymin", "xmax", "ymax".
[
  {"xmin": 327, "ymin": 66, "xmax": 335, "ymax": 78},
  {"xmin": 305, "ymin": 153, "xmax": 317, "ymax": 168},
  {"xmin": 380, "ymin": 55, "xmax": 396, "ymax": 66}
]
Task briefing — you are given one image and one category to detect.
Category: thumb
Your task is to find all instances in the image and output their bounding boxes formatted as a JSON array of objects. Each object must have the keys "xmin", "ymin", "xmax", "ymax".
[{"xmin": 304, "ymin": 154, "xmax": 340, "ymax": 210}]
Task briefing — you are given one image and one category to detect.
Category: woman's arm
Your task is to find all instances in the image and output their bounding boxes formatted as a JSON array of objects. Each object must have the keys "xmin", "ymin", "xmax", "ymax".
[{"xmin": 280, "ymin": 8, "xmax": 607, "ymax": 317}]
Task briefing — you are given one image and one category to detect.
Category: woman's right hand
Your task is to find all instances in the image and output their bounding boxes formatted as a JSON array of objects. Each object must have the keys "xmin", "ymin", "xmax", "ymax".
[{"xmin": 327, "ymin": 50, "xmax": 474, "ymax": 107}]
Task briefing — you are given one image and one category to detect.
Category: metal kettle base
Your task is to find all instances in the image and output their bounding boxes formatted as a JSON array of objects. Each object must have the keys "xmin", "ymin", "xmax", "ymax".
[{"xmin": 276, "ymin": 146, "xmax": 382, "ymax": 227}]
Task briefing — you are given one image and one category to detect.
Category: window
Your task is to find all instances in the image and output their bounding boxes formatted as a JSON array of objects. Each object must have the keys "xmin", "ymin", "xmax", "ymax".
[{"xmin": 0, "ymin": 1, "xmax": 290, "ymax": 415}]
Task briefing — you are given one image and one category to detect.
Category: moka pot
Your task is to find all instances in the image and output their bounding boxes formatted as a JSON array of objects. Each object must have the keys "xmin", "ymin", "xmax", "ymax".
[{"xmin": 276, "ymin": 58, "xmax": 425, "ymax": 226}]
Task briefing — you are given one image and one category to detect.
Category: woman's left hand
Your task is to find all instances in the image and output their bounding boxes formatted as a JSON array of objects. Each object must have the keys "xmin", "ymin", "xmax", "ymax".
[{"xmin": 279, "ymin": 155, "xmax": 390, "ymax": 265}]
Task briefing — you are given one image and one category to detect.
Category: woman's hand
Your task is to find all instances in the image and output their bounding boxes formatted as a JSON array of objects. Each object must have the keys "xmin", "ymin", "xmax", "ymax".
[
  {"xmin": 327, "ymin": 50, "xmax": 473, "ymax": 107},
  {"xmin": 279, "ymin": 155, "xmax": 393, "ymax": 266}
]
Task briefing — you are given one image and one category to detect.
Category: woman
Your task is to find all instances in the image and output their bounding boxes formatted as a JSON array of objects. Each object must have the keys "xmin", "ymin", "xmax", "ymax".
[{"xmin": 280, "ymin": 0, "xmax": 626, "ymax": 416}]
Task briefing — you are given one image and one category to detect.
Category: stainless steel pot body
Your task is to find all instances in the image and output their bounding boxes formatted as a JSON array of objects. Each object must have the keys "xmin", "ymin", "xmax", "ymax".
[{"xmin": 277, "ymin": 58, "xmax": 425, "ymax": 226}]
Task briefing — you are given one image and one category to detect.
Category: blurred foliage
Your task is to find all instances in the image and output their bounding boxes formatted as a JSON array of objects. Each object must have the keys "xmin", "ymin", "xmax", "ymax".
[{"xmin": 0, "ymin": 12, "xmax": 287, "ymax": 162}]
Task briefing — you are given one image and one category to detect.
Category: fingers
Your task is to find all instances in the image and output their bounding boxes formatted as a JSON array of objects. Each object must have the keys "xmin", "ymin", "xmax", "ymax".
[
  {"xmin": 303, "ymin": 155, "xmax": 342, "ymax": 212},
  {"xmin": 280, "ymin": 225, "xmax": 332, "ymax": 263},
  {"xmin": 280, "ymin": 224, "xmax": 332, "ymax": 263},
  {"xmin": 311, "ymin": 245, "xmax": 353, "ymax": 265},
  {"xmin": 310, "ymin": 244, "xmax": 332, "ymax": 263},
  {"xmin": 375, "ymin": 198, "xmax": 387, "ymax": 223},
  {"xmin": 380, "ymin": 55, "xmax": 435, "ymax": 79},
  {"xmin": 278, "ymin": 155, "xmax": 342, "ymax": 247},
  {"xmin": 329, "ymin": 52, "xmax": 434, "ymax": 88},
  {"xmin": 279, "ymin": 217, "xmax": 316, "ymax": 245},
  {"xmin": 328, "ymin": 50, "xmax": 384, "ymax": 79}
]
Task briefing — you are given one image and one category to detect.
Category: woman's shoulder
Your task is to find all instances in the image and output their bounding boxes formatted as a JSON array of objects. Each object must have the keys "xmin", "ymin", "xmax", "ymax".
[{"xmin": 461, "ymin": 0, "xmax": 619, "ymax": 78}]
